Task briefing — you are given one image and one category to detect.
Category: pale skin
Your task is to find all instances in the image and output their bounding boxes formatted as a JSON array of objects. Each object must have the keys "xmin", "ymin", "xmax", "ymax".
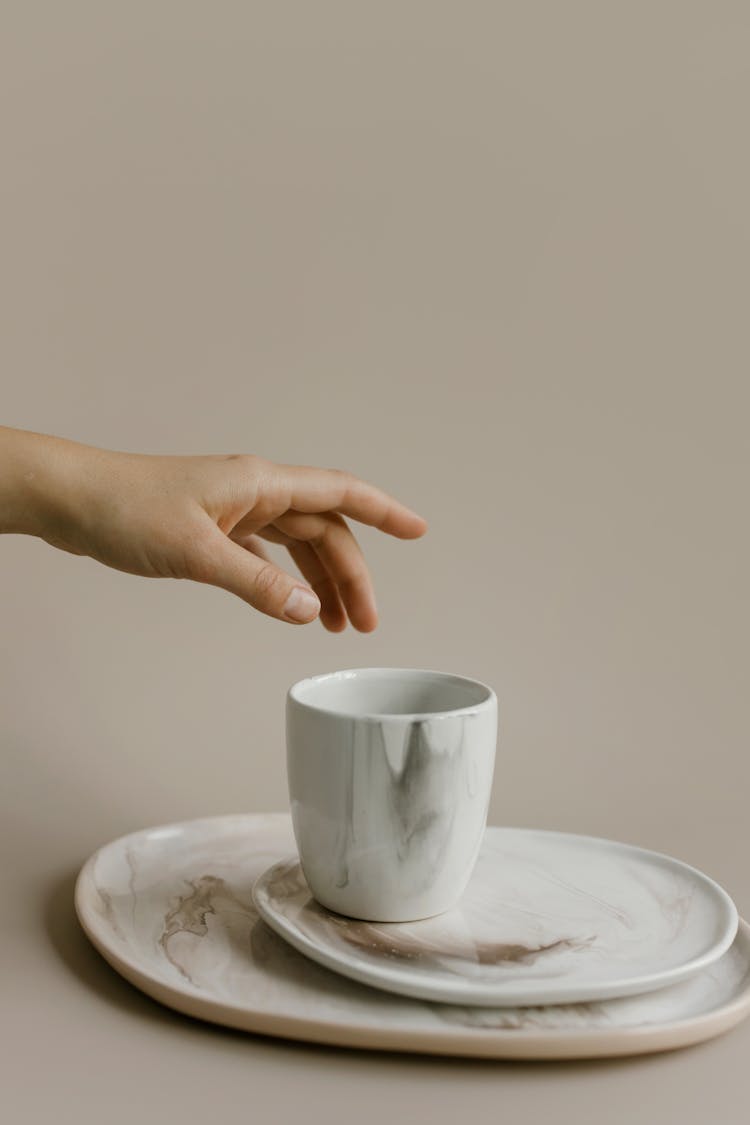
[{"xmin": 0, "ymin": 426, "xmax": 427, "ymax": 630}]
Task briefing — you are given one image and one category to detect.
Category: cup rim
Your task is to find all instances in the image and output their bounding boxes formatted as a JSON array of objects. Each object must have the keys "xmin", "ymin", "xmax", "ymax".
[{"xmin": 287, "ymin": 666, "xmax": 497, "ymax": 722}]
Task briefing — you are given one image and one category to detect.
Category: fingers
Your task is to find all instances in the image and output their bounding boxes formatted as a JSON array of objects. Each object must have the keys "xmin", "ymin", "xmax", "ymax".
[
  {"xmin": 273, "ymin": 464, "xmax": 428, "ymax": 539},
  {"xmin": 287, "ymin": 542, "xmax": 348, "ymax": 632},
  {"xmin": 195, "ymin": 524, "xmax": 321, "ymax": 624},
  {"xmin": 233, "ymin": 524, "xmax": 348, "ymax": 631},
  {"xmin": 228, "ymin": 531, "xmax": 272, "ymax": 562},
  {"xmin": 200, "ymin": 458, "xmax": 427, "ymax": 629},
  {"xmin": 273, "ymin": 510, "xmax": 378, "ymax": 632}
]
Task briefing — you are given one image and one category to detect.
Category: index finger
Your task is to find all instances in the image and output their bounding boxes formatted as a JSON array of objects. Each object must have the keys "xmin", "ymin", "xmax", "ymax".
[{"xmin": 275, "ymin": 464, "xmax": 428, "ymax": 539}]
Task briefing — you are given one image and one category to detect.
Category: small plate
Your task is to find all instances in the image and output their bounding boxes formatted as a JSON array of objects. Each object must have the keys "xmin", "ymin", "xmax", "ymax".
[
  {"xmin": 253, "ymin": 826, "xmax": 737, "ymax": 1006},
  {"xmin": 73, "ymin": 814, "xmax": 750, "ymax": 1060}
]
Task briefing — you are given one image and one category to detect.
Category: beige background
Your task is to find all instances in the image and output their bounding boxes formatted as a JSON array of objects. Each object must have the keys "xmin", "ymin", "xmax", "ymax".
[{"xmin": 1, "ymin": 2, "xmax": 749, "ymax": 1121}]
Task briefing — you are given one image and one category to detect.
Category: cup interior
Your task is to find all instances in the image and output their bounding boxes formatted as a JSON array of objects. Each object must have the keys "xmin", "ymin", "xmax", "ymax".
[{"xmin": 289, "ymin": 668, "xmax": 492, "ymax": 719}]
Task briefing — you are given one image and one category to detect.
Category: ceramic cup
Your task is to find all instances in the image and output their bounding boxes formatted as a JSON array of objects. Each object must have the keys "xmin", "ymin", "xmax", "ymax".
[{"xmin": 286, "ymin": 667, "xmax": 498, "ymax": 922}]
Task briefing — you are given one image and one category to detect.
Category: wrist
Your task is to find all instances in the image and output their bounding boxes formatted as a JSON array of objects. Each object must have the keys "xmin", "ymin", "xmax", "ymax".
[{"xmin": 0, "ymin": 427, "xmax": 88, "ymax": 542}]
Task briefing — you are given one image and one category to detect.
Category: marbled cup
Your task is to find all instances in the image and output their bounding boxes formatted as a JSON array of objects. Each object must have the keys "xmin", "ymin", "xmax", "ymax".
[{"xmin": 286, "ymin": 668, "xmax": 498, "ymax": 922}]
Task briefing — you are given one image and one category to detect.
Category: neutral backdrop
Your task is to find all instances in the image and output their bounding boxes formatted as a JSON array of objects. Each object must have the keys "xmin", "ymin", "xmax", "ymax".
[{"xmin": 1, "ymin": 3, "xmax": 748, "ymax": 1122}]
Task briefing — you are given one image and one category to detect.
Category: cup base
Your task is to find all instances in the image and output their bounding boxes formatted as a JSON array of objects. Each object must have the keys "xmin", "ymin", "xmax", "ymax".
[{"xmin": 308, "ymin": 889, "xmax": 462, "ymax": 924}]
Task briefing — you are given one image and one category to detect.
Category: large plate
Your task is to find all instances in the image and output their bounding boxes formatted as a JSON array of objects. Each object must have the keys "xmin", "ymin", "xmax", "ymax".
[{"xmin": 74, "ymin": 813, "xmax": 749, "ymax": 1060}]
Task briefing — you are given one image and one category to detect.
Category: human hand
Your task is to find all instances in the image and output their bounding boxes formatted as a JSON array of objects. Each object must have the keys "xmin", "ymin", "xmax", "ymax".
[{"xmin": 0, "ymin": 428, "xmax": 427, "ymax": 630}]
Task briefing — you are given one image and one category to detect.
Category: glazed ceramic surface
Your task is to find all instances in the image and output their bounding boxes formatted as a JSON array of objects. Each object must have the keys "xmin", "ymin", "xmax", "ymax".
[
  {"xmin": 254, "ymin": 825, "xmax": 737, "ymax": 1006},
  {"xmin": 74, "ymin": 814, "xmax": 750, "ymax": 1060},
  {"xmin": 286, "ymin": 668, "xmax": 497, "ymax": 920}
]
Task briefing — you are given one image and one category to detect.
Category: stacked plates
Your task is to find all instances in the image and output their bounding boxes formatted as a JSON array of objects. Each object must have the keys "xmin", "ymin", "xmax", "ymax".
[{"xmin": 75, "ymin": 813, "xmax": 750, "ymax": 1060}]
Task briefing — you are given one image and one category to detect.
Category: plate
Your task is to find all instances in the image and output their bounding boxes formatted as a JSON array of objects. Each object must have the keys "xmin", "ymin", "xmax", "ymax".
[
  {"xmin": 253, "ymin": 825, "xmax": 737, "ymax": 1006},
  {"xmin": 74, "ymin": 813, "xmax": 750, "ymax": 1060}
]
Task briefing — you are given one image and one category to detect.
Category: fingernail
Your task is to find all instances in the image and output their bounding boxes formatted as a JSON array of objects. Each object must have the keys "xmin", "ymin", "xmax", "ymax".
[{"xmin": 283, "ymin": 586, "xmax": 321, "ymax": 623}]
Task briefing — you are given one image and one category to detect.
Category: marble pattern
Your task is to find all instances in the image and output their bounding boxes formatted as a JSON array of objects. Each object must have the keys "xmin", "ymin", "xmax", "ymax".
[{"xmin": 74, "ymin": 814, "xmax": 750, "ymax": 1060}]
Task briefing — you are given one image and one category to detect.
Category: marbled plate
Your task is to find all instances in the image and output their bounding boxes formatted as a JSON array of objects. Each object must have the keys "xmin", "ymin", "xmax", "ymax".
[
  {"xmin": 74, "ymin": 813, "xmax": 750, "ymax": 1060},
  {"xmin": 254, "ymin": 825, "xmax": 737, "ymax": 1006}
]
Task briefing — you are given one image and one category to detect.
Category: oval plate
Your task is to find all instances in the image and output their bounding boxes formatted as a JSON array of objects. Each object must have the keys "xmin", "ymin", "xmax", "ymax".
[{"xmin": 253, "ymin": 824, "xmax": 737, "ymax": 1006}]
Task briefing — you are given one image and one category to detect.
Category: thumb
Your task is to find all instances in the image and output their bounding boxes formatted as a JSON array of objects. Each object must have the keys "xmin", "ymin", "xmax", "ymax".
[{"xmin": 197, "ymin": 528, "xmax": 321, "ymax": 624}]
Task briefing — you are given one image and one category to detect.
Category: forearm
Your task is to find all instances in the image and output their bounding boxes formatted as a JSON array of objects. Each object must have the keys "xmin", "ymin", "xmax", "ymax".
[{"xmin": 0, "ymin": 426, "xmax": 82, "ymax": 540}]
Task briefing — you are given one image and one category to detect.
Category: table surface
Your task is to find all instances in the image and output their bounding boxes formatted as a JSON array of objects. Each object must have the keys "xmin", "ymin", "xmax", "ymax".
[{"xmin": 2, "ymin": 3, "xmax": 750, "ymax": 1122}]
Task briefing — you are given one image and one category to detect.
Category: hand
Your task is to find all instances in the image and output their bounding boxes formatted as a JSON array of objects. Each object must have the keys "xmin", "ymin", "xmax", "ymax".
[{"xmin": 0, "ymin": 428, "xmax": 427, "ymax": 630}]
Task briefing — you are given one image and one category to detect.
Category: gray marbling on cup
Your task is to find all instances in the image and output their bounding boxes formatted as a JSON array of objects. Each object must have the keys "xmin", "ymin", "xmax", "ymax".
[{"xmin": 286, "ymin": 668, "xmax": 498, "ymax": 922}]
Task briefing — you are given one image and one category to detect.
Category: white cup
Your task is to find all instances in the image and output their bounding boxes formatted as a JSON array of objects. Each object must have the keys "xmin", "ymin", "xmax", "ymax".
[{"xmin": 286, "ymin": 667, "xmax": 497, "ymax": 922}]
